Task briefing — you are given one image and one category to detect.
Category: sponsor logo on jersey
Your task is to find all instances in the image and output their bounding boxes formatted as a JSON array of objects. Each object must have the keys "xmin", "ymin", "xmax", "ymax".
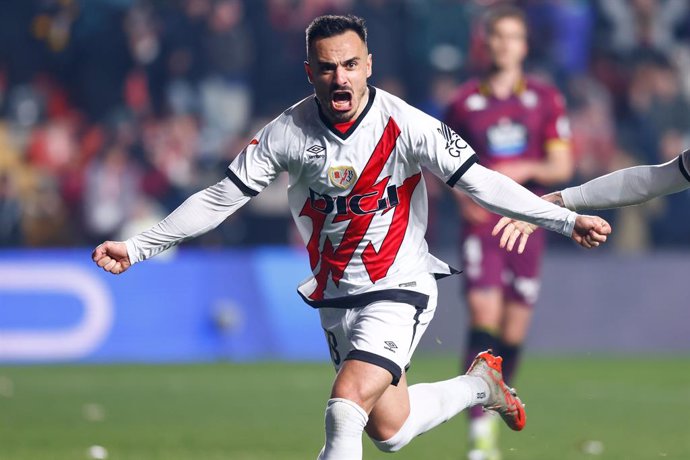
[
  {"xmin": 328, "ymin": 166, "xmax": 357, "ymax": 189},
  {"xmin": 487, "ymin": 118, "xmax": 527, "ymax": 157},
  {"xmin": 437, "ymin": 122, "xmax": 468, "ymax": 157},
  {"xmin": 308, "ymin": 185, "xmax": 400, "ymax": 216},
  {"xmin": 384, "ymin": 341, "xmax": 398, "ymax": 352}
]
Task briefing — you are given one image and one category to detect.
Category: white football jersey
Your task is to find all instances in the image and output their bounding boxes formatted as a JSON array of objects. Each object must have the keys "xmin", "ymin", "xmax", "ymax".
[{"xmin": 227, "ymin": 87, "xmax": 478, "ymax": 308}]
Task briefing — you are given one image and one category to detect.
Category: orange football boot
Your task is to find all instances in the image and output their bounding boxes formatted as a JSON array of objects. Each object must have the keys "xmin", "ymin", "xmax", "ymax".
[{"xmin": 466, "ymin": 349, "xmax": 526, "ymax": 431}]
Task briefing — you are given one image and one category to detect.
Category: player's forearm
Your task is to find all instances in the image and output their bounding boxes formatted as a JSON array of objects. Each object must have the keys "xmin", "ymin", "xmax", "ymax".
[
  {"xmin": 561, "ymin": 154, "xmax": 690, "ymax": 211},
  {"xmin": 456, "ymin": 163, "xmax": 576, "ymax": 236},
  {"xmin": 125, "ymin": 178, "xmax": 250, "ymax": 264}
]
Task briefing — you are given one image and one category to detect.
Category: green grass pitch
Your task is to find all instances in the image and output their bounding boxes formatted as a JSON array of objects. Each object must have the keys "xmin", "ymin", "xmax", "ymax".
[{"xmin": 1, "ymin": 356, "xmax": 689, "ymax": 460}]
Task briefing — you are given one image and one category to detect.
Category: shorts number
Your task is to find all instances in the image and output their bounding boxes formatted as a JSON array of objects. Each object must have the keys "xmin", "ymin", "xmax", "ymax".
[{"xmin": 325, "ymin": 330, "xmax": 341, "ymax": 365}]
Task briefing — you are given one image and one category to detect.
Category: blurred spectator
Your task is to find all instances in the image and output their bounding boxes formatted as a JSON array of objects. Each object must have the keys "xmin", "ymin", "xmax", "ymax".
[
  {"xmin": 0, "ymin": 0, "xmax": 688, "ymax": 250},
  {"xmin": 83, "ymin": 144, "xmax": 141, "ymax": 242}
]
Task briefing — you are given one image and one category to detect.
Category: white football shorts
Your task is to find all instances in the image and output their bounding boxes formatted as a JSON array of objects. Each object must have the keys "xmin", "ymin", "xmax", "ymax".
[{"xmin": 318, "ymin": 273, "xmax": 438, "ymax": 385}]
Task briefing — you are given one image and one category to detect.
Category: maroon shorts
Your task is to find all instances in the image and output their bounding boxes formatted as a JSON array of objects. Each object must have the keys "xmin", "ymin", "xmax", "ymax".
[{"xmin": 461, "ymin": 221, "xmax": 546, "ymax": 306}]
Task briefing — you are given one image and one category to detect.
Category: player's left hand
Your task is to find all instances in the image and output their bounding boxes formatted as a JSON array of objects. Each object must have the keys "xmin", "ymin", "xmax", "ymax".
[
  {"xmin": 571, "ymin": 215, "xmax": 611, "ymax": 249},
  {"xmin": 492, "ymin": 217, "xmax": 537, "ymax": 254}
]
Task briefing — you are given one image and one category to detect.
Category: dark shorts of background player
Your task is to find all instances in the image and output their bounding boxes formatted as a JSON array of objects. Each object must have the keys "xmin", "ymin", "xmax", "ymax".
[{"xmin": 461, "ymin": 221, "xmax": 546, "ymax": 307}]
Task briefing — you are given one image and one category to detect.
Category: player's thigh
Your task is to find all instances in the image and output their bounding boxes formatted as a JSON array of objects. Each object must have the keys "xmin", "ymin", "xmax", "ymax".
[
  {"xmin": 505, "ymin": 228, "xmax": 546, "ymax": 306},
  {"xmin": 365, "ymin": 373, "xmax": 410, "ymax": 441},
  {"xmin": 331, "ymin": 358, "xmax": 399, "ymax": 413},
  {"xmin": 462, "ymin": 231, "xmax": 505, "ymax": 327},
  {"xmin": 462, "ymin": 231, "xmax": 505, "ymax": 291}
]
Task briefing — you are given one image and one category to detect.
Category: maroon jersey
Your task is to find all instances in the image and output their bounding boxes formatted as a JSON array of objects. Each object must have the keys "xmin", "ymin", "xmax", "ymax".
[{"xmin": 444, "ymin": 77, "xmax": 570, "ymax": 197}]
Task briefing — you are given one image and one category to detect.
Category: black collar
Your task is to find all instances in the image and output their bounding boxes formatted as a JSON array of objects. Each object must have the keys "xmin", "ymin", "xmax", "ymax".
[{"xmin": 315, "ymin": 86, "xmax": 377, "ymax": 140}]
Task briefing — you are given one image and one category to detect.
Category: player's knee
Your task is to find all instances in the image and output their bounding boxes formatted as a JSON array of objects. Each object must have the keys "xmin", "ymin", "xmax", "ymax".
[
  {"xmin": 324, "ymin": 398, "xmax": 368, "ymax": 435},
  {"xmin": 331, "ymin": 379, "xmax": 368, "ymax": 408},
  {"xmin": 370, "ymin": 427, "xmax": 412, "ymax": 453}
]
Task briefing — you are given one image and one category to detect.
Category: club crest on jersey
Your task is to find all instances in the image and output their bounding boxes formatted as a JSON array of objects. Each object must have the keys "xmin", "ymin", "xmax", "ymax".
[{"xmin": 328, "ymin": 166, "xmax": 357, "ymax": 189}]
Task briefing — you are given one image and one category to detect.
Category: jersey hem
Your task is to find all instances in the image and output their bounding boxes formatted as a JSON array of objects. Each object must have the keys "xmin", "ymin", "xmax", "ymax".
[{"xmin": 298, "ymin": 287, "xmax": 430, "ymax": 310}]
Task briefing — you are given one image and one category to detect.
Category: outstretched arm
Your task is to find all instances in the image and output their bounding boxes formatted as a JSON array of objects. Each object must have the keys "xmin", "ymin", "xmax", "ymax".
[
  {"xmin": 494, "ymin": 150, "xmax": 690, "ymax": 252},
  {"xmin": 92, "ymin": 178, "xmax": 251, "ymax": 274},
  {"xmin": 561, "ymin": 150, "xmax": 690, "ymax": 211},
  {"xmin": 456, "ymin": 163, "xmax": 610, "ymax": 249}
]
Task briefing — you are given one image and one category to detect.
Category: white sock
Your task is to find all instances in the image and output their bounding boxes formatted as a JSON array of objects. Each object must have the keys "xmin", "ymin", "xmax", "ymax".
[
  {"xmin": 317, "ymin": 398, "xmax": 369, "ymax": 460},
  {"xmin": 373, "ymin": 375, "xmax": 489, "ymax": 453}
]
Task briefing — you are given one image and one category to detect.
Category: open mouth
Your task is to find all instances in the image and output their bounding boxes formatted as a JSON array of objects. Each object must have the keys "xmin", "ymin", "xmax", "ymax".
[{"xmin": 331, "ymin": 90, "xmax": 353, "ymax": 112}]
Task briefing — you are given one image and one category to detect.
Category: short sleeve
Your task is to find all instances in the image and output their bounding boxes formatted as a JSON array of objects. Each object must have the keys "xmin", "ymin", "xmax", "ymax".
[
  {"xmin": 226, "ymin": 121, "xmax": 288, "ymax": 196},
  {"xmin": 412, "ymin": 110, "xmax": 479, "ymax": 187}
]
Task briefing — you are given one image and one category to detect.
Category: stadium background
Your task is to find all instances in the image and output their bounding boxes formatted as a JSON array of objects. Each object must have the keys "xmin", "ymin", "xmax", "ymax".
[{"xmin": 1, "ymin": 1, "xmax": 689, "ymax": 459}]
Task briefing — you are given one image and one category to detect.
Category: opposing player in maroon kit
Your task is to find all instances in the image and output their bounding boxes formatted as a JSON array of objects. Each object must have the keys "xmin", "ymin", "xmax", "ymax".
[{"xmin": 444, "ymin": 6, "xmax": 574, "ymax": 459}]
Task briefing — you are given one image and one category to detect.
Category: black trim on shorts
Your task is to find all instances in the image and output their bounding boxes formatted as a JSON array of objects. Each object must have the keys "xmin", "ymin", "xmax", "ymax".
[
  {"xmin": 446, "ymin": 154, "xmax": 479, "ymax": 188},
  {"xmin": 315, "ymin": 86, "xmax": 377, "ymax": 141},
  {"xmin": 679, "ymin": 151, "xmax": 690, "ymax": 183},
  {"xmin": 408, "ymin": 306, "xmax": 424, "ymax": 354},
  {"xmin": 225, "ymin": 169, "xmax": 260, "ymax": 197},
  {"xmin": 345, "ymin": 349, "xmax": 402, "ymax": 386},
  {"xmin": 298, "ymin": 288, "xmax": 429, "ymax": 310}
]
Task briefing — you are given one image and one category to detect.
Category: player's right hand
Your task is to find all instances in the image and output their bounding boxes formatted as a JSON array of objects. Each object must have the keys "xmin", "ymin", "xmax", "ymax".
[
  {"xmin": 92, "ymin": 241, "xmax": 131, "ymax": 275},
  {"xmin": 571, "ymin": 215, "xmax": 611, "ymax": 249}
]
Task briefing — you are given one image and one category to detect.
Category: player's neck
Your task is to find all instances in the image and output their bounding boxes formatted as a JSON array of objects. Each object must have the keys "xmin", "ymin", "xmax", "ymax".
[{"xmin": 487, "ymin": 67, "xmax": 523, "ymax": 100}]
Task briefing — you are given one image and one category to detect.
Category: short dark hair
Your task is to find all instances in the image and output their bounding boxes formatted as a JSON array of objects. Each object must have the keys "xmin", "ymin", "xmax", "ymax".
[
  {"xmin": 483, "ymin": 4, "xmax": 528, "ymax": 36},
  {"xmin": 305, "ymin": 14, "xmax": 367, "ymax": 57}
]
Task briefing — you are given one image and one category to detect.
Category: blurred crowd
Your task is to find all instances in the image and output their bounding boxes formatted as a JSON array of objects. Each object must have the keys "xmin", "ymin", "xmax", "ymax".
[{"xmin": 1, "ymin": 0, "xmax": 689, "ymax": 250}]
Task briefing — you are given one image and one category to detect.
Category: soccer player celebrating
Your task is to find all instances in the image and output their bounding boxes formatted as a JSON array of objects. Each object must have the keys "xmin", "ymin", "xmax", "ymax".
[
  {"xmin": 443, "ymin": 6, "xmax": 574, "ymax": 459},
  {"xmin": 495, "ymin": 149, "xmax": 690, "ymax": 253},
  {"xmin": 93, "ymin": 15, "xmax": 609, "ymax": 459}
]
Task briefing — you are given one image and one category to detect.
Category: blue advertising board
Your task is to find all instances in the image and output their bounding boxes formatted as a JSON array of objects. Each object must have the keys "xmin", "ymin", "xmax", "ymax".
[{"xmin": 0, "ymin": 248, "xmax": 329, "ymax": 363}]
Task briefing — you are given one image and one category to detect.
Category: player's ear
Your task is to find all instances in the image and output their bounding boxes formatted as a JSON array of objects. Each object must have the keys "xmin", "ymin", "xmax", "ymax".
[
  {"xmin": 366, "ymin": 54, "xmax": 372, "ymax": 78},
  {"xmin": 304, "ymin": 60, "xmax": 314, "ymax": 84}
]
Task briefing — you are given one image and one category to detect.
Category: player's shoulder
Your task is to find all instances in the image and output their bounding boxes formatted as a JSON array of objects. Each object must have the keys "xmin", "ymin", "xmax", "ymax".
[
  {"xmin": 259, "ymin": 95, "xmax": 316, "ymax": 140},
  {"xmin": 524, "ymin": 76, "xmax": 567, "ymax": 110},
  {"xmin": 374, "ymin": 86, "xmax": 440, "ymax": 131},
  {"xmin": 273, "ymin": 95, "xmax": 316, "ymax": 129},
  {"xmin": 448, "ymin": 78, "xmax": 482, "ymax": 105},
  {"xmin": 524, "ymin": 76, "xmax": 564, "ymax": 98},
  {"xmin": 454, "ymin": 78, "xmax": 482, "ymax": 98},
  {"xmin": 444, "ymin": 78, "xmax": 482, "ymax": 117}
]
